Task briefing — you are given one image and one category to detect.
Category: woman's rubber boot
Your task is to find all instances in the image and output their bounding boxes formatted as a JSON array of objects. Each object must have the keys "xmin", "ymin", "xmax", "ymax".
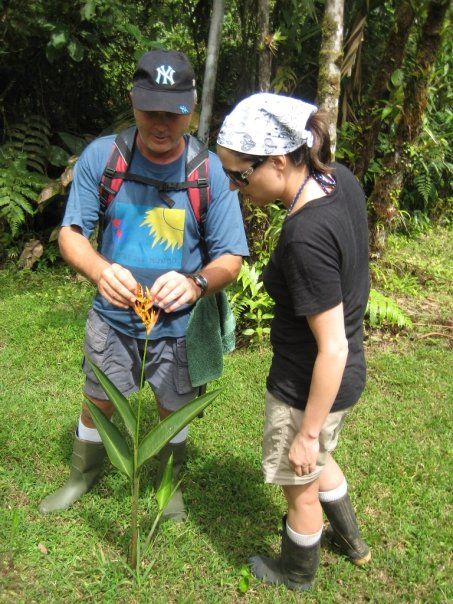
[
  {"xmin": 38, "ymin": 433, "xmax": 105, "ymax": 514},
  {"xmin": 156, "ymin": 441, "xmax": 187, "ymax": 522},
  {"xmin": 321, "ymin": 493, "xmax": 371, "ymax": 565},
  {"xmin": 249, "ymin": 516, "xmax": 320, "ymax": 592}
]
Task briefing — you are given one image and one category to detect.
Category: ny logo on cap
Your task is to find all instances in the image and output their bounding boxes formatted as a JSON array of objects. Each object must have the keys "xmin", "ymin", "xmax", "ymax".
[{"xmin": 155, "ymin": 65, "xmax": 175, "ymax": 85}]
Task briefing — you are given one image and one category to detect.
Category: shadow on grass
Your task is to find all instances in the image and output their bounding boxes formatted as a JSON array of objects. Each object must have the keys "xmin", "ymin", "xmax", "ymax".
[
  {"xmin": 62, "ymin": 441, "xmax": 282, "ymax": 568},
  {"xmin": 182, "ymin": 442, "xmax": 282, "ymax": 567}
]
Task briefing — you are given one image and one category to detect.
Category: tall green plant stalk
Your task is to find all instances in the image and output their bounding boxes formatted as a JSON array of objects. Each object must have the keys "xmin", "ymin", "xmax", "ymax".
[
  {"xmin": 129, "ymin": 334, "xmax": 149, "ymax": 568},
  {"xmin": 84, "ymin": 286, "xmax": 222, "ymax": 570}
]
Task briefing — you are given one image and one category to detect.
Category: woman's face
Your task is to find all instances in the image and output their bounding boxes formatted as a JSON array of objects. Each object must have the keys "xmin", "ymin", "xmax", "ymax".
[{"xmin": 216, "ymin": 146, "xmax": 284, "ymax": 207}]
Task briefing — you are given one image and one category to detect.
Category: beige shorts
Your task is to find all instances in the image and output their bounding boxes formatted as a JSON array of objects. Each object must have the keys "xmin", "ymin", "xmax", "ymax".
[{"xmin": 262, "ymin": 390, "xmax": 350, "ymax": 486}]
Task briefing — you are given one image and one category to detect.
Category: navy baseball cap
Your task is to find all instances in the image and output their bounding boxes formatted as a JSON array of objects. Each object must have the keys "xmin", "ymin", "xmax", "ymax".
[{"xmin": 130, "ymin": 50, "xmax": 196, "ymax": 115}]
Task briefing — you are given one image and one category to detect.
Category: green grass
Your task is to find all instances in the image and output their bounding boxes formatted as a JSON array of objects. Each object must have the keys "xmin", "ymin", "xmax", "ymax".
[{"xmin": 0, "ymin": 228, "xmax": 452, "ymax": 603}]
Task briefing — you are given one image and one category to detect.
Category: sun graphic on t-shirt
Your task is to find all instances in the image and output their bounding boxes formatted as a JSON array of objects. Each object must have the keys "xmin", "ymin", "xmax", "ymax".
[{"xmin": 140, "ymin": 207, "xmax": 185, "ymax": 251}]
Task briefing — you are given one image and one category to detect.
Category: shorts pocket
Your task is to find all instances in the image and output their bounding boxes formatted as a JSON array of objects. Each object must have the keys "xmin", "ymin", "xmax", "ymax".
[
  {"xmin": 173, "ymin": 337, "xmax": 193, "ymax": 395},
  {"xmin": 262, "ymin": 396, "xmax": 291, "ymax": 472},
  {"xmin": 85, "ymin": 309, "xmax": 110, "ymax": 353},
  {"xmin": 83, "ymin": 309, "xmax": 110, "ymax": 375}
]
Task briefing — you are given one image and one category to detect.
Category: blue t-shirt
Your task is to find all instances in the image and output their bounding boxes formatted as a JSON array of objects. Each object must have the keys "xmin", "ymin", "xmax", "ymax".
[{"xmin": 62, "ymin": 134, "xmax": 249, "ymax": 339}]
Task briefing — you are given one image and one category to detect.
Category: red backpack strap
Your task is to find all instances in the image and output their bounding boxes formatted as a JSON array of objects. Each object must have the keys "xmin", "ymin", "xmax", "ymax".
[
  {"xmin": 99, "ymin": 126, "xmax": 137, "ymax": 212},
  {"xmin": 186, "ymin": 135, "xmax": 210, "ymax": 232}
]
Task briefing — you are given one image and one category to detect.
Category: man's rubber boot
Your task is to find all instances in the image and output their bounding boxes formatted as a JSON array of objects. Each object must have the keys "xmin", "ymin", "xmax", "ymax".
[
  {"xmin": 321, "ymin": 492, "xmax": 371, "ymax": 565},
  {"xmin": 249, "ymin": 516, "xmax": 320, "ymax": 592},
  {"xmin": 38, "ymin": 433, "xmax": 105, "ymax": 514},
  {"xmin": 156, "ymin": 441, "xmax": 187, "ymax": 522}
]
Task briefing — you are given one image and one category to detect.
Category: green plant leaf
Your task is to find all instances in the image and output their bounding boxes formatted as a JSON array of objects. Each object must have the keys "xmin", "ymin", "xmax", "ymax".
[
  {"xmin": 381, "ymin": 106, "xmax": 393, "ymax": 120},
  {"xmin": 58, "ymin": 132, "xmax": 87, "ymax": 155},
  {"xmin": 85, "ymin": 399, "xmax": 133, "ymax": 478},
  {"xmin": 137, "ymin": 388, "xmax": 222, "ymax": 468},
  {"xmin": 391, "ymin": 68, "xmax": 404, "ymax": 87},
  {"xmin": 238, "ymin": 565, "xmax": 251, "ymax": 593},
  {"xmin": 155, "ymin": 453, "xmax": 173, "ymax": 511},
  {"xmin": 50, "ymin": 29, "xmax": 69, "ymax": 50},
  {"xmin": 48, "ymin": 145, "xmax": 70, "ymax": 167},
  {"xmin": 80, "ymin": 1, "xmax": 96, "ymax": 21},
  {"xmin": 85, "ymin": 356, "xmax": 137, "ymax": 437},
  {"xmin": 67, "ymin": 39, "xmax": 84, "ymax": 62}
]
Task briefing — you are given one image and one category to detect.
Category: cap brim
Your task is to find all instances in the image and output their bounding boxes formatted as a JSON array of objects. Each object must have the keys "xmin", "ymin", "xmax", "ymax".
[{"xmin": 131, "ymin": 87, "xmax": 194, "ymax": 115}]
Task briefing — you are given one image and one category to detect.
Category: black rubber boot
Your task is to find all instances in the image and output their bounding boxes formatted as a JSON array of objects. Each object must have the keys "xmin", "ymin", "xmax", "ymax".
[
  {"xmin": 156, "ymin": 441, "xmax": 187, "ymax": 522},
  {"xmin": 321, "ymin": 492, "xmax": 371, "ymax": 565},
  {"xmin": 249, "ymin": 516, "xmax": 320, "ymax": 591},
  {"xmin": 38, "ymin": 433, "xmax": 105, "ymax": 514}
]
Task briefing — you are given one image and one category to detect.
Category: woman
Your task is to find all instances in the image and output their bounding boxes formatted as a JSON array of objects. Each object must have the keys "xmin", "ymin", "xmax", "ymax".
[{"xmin": 216, "ymin": 93, "xmax": 371, "ymax": 592}]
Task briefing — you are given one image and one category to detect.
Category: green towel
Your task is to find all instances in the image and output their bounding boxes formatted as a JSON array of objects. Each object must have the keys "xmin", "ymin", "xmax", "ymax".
[{"xmin": 186, "ymin": 290, "xmax": 236, "ymax": 387}]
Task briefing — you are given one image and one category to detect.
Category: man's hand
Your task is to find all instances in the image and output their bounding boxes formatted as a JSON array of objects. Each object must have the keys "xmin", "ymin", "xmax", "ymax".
[
  {"xmin": 288, "ymin": 432, "xmax": 320, "ymax": 477},
  {"xmin": 150, "ymin": 270, "xmax": 201, "ymax": 312},
  {"xmin": 97, "ymin": 263, "xmax": 137, "ymax": 308}
]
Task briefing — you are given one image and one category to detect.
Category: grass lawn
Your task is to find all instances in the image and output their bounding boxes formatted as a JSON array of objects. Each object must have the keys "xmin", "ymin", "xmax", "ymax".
[{"xmin": 0, "ymin": 228, "xmax": 452, "ymax": 603}]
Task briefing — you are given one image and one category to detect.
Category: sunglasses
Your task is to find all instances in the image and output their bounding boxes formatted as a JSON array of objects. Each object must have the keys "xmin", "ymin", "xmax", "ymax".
[{"xmin": 223, "ymin": 156, "xmax": 267, "ymax": 187}]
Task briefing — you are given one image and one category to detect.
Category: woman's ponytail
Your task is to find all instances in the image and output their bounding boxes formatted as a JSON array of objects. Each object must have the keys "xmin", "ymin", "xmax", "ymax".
[{"xmin": 288, "ymin": 111, "xmax": 332, "ymax": 174}]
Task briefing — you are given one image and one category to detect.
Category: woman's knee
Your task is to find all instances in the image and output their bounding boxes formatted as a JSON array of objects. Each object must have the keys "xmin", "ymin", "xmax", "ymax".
[{"xmin": 284, "ymin": 480, "xmax": 320, "ymax": 509}]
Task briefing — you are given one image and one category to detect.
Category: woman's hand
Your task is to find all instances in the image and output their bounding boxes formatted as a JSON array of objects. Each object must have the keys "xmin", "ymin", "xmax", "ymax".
[{"xmin": 288, "ymin": 432, "xmax": 320, "ymax": 476}]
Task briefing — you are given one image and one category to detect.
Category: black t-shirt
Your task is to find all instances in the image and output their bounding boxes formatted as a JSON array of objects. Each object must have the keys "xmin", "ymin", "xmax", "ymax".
[{"xmin": 262, "ymin": 162, "xmax": 370, "ymax": 411}]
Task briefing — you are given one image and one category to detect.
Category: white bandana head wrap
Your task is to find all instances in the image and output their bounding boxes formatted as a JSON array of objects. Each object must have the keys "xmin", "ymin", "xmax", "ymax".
[{"xmin": 217, "ymin": 92, "xmax": 317, "ymax": 156}]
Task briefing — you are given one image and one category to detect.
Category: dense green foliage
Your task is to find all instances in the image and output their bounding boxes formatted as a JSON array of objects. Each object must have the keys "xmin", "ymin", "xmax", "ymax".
[{"xmin": 0, "ymin": 0, "xmax": 451, "ymax": 338}]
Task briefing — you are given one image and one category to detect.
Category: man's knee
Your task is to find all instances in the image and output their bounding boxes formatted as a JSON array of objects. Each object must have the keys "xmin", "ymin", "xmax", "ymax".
[{"xmin": 81, "ymin": 396, "xmax": 115, "ymax": 427}]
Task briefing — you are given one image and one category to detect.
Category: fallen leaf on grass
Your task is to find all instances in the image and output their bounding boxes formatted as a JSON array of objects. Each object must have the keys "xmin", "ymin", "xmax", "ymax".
[{"xmin": 37, "ymin": 543, "xmax": 48, "ymax": 555}]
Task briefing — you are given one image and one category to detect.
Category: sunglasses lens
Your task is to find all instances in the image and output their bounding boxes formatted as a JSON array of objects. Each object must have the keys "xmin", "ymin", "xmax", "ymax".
[{"xmin": 224, "ymin": 169, "xmax": 246, "ymax": 187}]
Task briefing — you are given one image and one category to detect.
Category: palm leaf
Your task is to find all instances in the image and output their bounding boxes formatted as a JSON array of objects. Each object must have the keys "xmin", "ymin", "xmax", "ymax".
[
  {"xmin": 85, "ymin": 355, "xmax": 137, "ymax": 437},
  {"xmin": 155, "ymin": 454, "xmax": 174, "ymax": 512},
  {"xmin": 85, "ymin": 399, "xmax": 133, "ymax": 478},
  {"xmin": 137, "ymin": 388, "xmax": 222, "ymax": 468}
]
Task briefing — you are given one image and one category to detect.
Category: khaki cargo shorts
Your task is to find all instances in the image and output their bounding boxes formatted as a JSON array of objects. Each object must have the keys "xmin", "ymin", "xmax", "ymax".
[{"xmin": 262, "ymin": 390, "xmax": 350, "ymax": 486}]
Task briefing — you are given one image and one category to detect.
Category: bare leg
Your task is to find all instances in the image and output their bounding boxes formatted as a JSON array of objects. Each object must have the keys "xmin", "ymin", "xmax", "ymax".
[
  {"xmin": 283, "ymin": 479, "xmax": 323, "ymax": 534},
  {"xmin": 319, "ymin": 453, "xmax": 345, "ymax": 491},
  {"xmin": 81, "ymin": 396, "xmax": 115, "ymax": 426},
  {"xmin": 249, "ymin": 479, "xmax": 321, "ymax": 591}
]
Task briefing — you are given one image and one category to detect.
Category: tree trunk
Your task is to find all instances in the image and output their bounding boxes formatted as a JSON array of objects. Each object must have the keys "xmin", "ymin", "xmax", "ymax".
[
  {"xmin": 368, "ymin": 0, "xmax": 449, "ymax": 255},
  {"xmin": 198, "ymin": 0, "xmax": 225, "ymax": 144},
  {"xmin": 257, "ymin": 0, "xmax": 272, "ymax": 91},
  {"xmin": 317, "ymin": 0, "xmax": 345, "ymax": 157},
  {"xmin": 354, "ymin": 0, "xmax": 415, "ymax": 181},
  {"xmin": 236, "ymin": 0, "xmax": 259, "ymax": 96}
]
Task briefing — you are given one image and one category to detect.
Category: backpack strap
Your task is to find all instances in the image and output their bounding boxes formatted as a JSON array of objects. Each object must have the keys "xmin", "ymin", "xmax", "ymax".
[
  {"xmin": 97, "ymin": 128, "xmax": 211, "ymax": 252},
  {"xmin": 185, "ymin": 134, "xmax": 210, "ymax": 253},
  {"xmin": 99, "ymin": 126, "xmax": 136, "ymax": 212}
]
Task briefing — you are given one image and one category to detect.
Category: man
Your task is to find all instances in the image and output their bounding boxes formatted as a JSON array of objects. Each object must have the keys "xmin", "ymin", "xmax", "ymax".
[{"xmin": 38, "ymin": 49, "xmax": 248, "ymax": 521}]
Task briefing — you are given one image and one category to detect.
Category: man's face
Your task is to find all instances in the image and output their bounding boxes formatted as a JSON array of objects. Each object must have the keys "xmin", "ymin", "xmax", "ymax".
[{"xmin": 133, "ymin": 108, "xmax": 192, "ymax": 163}]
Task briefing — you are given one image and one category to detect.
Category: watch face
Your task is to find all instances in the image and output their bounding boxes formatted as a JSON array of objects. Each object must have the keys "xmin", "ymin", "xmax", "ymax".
[
  {"xmin": 196, "ymin": 274, "xmax": 208, "ymax": 288},
  {"xmin": 191, "ymin": 273, "xmax": 207, "ymax": 294}
]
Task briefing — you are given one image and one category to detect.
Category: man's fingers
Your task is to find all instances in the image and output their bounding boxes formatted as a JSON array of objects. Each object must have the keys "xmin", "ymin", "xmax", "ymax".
[
  {"xmin": 100, "ymin": 282, "xmax": 130, "ymax": 308},
  {"xmin": 100, "ymin": 264, "xmax": 136, "ymax": 305}
]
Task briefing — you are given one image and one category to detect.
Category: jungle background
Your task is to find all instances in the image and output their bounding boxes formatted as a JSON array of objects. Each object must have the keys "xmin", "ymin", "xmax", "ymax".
[{"xmin": 0, "ymin": 1, "xmax": 452, "ymax": 602}]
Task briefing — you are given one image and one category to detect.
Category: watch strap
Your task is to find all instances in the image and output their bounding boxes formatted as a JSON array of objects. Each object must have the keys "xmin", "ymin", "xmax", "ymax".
[{"xmin": 188, "ymin": 273, "xmax": 208, "ymax": 297}]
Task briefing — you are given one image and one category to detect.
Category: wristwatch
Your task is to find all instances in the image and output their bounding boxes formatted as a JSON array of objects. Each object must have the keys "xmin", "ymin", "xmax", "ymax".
[{"xmin": 188, "ymin": 272, "xmax": 208, "ymax": 297}]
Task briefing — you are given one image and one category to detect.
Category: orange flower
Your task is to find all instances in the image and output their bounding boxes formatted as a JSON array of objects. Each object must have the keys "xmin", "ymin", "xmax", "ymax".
[{"xmin": 133, "ymin": 284, "xmax": 160, "ymax": 335}]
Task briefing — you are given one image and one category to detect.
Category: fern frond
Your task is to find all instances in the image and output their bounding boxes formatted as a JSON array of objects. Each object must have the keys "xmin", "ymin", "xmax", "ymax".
[
  {"xmin": 6, "ymin": 115, "xmax": 51, "ymax": 174},
  {"xmin": 366, "ymin": 289, "xmax": 413, "ymax": 329},
  {"xmin": 413, "ymin": 172, "xmax": 432, "ymax": 203}
]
